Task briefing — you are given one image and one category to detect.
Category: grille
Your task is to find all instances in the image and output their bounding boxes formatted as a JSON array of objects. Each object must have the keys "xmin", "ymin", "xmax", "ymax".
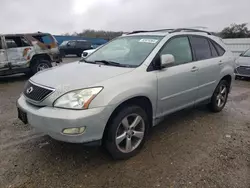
[
  {"xmin": 24, "ymin": 81, "xmax": 54, "ymax": 102},
  {"xmin": 236, "ymin": 66, "xmax": 250, "ymax": 76}
]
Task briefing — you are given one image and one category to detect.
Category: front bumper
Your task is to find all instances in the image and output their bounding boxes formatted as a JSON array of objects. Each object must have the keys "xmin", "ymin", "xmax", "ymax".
[{"xmin": 17, "ymin": 95, "xmax": 114, "ymax": 143}]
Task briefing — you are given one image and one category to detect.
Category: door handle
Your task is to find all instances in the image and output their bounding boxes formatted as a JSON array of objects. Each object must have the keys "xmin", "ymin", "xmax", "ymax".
[{"xmin": 191, "ymin": 66, "xmax": 199, "ymax": 72}]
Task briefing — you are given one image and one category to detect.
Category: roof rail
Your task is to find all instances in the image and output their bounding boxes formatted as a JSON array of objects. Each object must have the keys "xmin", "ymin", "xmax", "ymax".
[
  {"xmin": 126, "ymin": 28, "xmax": 212, "ymax": 35},
  {"xmin": 170, "ymin": 28, "xmax": 212, "ymax": 35},
  {"xmin": 127, "ymin": 28, "xmax": 174, "ymax": 35}
]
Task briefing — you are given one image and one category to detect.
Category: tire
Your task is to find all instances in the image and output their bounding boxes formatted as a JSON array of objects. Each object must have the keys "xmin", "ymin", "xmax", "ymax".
[
  {"xmin": 105, "ymin": 105, "xmax": 149, "ymax": 160},
  {"xmin": 30, "ymin": 59, "xmax": 52, "ymax": 75},
  {"xmin": 208, "ymin": 80, "xmax": 229, "ymax": 112},
  {"xmin": 77, "ymin": 53, "xmax": 82, "ymax": 57},
  {"xmin": 60, "ymin": 51, "xmax": 65, "ymax": 58}
]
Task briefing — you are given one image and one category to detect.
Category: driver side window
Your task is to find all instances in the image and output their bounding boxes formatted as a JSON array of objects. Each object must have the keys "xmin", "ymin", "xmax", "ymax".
[
  {"xmin": 68, "ymin": 41, "xmax": 76, "ymax": 46},
  {"xmin": 160, "ymin": 36, "xmax": 192, "ymax": 65}
]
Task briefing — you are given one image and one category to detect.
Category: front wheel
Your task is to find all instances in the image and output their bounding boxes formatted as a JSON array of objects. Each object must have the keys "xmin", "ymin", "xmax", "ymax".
[
  {"xmin": 208, "ymin": 80, "xmax": 229, "ymax": 112},
  {"xmin": 105, "ymin": 105, "xmax": 149, "ymax": 160}
]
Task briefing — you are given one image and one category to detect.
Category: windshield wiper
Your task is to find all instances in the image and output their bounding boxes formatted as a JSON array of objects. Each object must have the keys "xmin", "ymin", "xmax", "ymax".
[
  {"xmin": 80, "ymin": 58, "xmax": 95, "ymax": 64},
  {"xmin": 94, "ymin": 60, "xmax": 126, "ymax": 67}
]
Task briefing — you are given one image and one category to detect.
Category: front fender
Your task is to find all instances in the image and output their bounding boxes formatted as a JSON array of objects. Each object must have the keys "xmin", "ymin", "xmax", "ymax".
[{"xmin": 89, "ymin": 71, "xmax": 158, "ymax": 117}]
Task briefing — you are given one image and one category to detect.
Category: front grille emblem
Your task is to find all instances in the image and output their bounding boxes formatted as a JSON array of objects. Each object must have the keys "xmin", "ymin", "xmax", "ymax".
[{"xmin": 26, "ymin": 86, "xmax": 34, "ymax": 94}]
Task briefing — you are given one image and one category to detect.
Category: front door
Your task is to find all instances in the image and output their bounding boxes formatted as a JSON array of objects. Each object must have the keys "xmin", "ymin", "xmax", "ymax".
[
  {"xmin": 66, "ymin": 41, "xmax": 76, "ymax": 54},
  {"xmin": 0, "ymin": 36, "xmax": 8, "ymax": 69},
  {"xmin": 156, "ymin": 36, "xmax": 199, "ymax": 116}
]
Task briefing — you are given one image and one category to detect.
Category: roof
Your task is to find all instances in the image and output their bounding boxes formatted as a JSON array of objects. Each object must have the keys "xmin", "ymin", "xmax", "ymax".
[{"xmin": 1, "ymin": 32, "xmax": 51, "ymax": 37}]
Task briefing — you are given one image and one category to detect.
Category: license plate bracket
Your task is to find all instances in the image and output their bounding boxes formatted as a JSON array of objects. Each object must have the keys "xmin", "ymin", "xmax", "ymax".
[{"xmin": 17, "ymin": 108, "xmax": 28, "ymax": 124}]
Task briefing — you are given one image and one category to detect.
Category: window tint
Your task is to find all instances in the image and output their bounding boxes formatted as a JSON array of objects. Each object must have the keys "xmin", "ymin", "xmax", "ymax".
[
  {"xmin": 68, "ymin": 41, "xmax": 76, "ymax": 46},
  {"xmin": 212, "ymin": 41, "xmax": 225, "ymax": 56},
  {"xmin": 190, "ymin": 36, "xmax": 212, "ymax": 61},
  {"xmin": 77, "ymin": 41, "xmax": 91, "ymax": 48},
  {"xmin": 160, "ymin": 36, "xmax": 192, "ymax": 64},
  {"xmin": 5, "ymin": 36, "xmax": 30, "ymax": 48},
  {"xmin": 208, "ymin": 40, "xmax": 218, "ymax": 57}
]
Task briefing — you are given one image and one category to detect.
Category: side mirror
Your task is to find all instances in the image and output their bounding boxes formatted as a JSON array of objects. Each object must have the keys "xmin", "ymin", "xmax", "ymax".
[{"xmin": 160, "ymin": 54, "xmax": 175, "ymax": 68}]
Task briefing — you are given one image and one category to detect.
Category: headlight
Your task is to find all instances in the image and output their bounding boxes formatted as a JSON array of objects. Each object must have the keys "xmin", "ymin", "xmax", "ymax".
[{"xmin": 54, "ymin": 87, "xmax": 103, "ymax": 109}]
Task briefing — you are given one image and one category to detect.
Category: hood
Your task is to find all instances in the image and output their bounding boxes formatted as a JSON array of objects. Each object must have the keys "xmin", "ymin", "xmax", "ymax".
[
  {"xmin": 236, "ymin": 56, "xmax": 250, "ymax": 66},
  {"xmin": 84, "ymin": 49, "xmax": 96, "ymax": 53},
  {"xmin": 30, "ymin": 62, "xmax": 134, "ymax": 91}
]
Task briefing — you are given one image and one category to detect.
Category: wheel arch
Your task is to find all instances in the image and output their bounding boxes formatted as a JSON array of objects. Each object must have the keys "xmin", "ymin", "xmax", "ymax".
[
  {"xmin": 30, "ymin": 53, "xmax": 51, "ymax": 65},
  {"xmin": 102, "ymin": 96, "xmax": 153, "ymax": 143},
  {"xmin": 220, "ymin": 74, "xmax": 232, "ymax": 92}
]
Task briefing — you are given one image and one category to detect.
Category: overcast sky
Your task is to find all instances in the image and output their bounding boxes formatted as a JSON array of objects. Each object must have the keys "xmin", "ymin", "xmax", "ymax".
[{"xmin": 0, "ymin": 0, "xmax": 249, "ymax": 34}]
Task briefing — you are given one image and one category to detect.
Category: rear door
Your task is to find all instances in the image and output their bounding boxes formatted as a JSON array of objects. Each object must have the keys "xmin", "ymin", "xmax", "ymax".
[
  {"xmin": 5, "ymin": 36, "xmax": 31, "ymax": 67},
  {"xmin": 189, "ymin": 35, "xmax": 223, "ymax": 103},
  {"xmin": 0, "ymin": 36, "xmax": 8, "ymax": 69}
]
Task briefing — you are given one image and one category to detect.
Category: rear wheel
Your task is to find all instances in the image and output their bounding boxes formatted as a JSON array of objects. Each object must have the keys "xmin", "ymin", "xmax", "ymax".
[
  {"xmin": 105, "ymin": 105, "xmax": 149, "ymax": 160},
  {"xmin": 30, "ymin": 59, "xmax": 52, "ymax": 75},
  {"xmin": 208, "ymin": 80, "xmax": 229, "ymax": 112}
]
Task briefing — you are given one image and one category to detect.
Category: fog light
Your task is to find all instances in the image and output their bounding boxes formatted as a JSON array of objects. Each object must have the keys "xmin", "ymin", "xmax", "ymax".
[{"xmin": 62, "ymin": 127, "xmax": 86, "ymax": 135}]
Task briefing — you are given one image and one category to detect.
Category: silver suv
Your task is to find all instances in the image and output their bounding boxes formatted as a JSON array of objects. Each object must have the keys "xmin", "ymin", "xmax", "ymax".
[{"xmin": 17, "ymin": 28, "xmax": 235, "ymax": 159}]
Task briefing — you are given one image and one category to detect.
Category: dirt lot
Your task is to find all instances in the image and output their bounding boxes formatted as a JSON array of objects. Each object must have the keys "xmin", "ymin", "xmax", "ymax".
[{"xmin": 0, "ymin": 58, "xmax": 250, "ymax": 188}]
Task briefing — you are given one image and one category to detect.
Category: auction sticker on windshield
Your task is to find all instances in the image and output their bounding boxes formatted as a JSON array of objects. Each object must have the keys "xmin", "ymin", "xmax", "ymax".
[{"xmin": 139, "ymin": 39, "xmax": 158, "ymax": 44}]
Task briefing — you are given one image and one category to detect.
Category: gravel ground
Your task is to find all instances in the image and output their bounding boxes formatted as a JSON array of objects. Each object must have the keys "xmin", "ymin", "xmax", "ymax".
[{"xmin": 0, "ymin": 59, "xmax": 250, "ymax": 188}]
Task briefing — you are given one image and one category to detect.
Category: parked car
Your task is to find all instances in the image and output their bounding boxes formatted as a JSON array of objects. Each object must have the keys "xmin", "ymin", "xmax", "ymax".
[
  {"xmin": 17, "ymin": 28, "xmax": 234, "ymax": 159},
  {"xmin": 59, "ymin": 40, "xmax": 92, "ymax": 57},
  {"xmin": 0, "ymin": 32, "xmax": 61, "ymax": 76},
  {"xmin": 81, "ymin": 45, "xmax": 103, "ymax": 58},
  {"xmin": 235, "ymin": 48, "xmax": 250, "ymax": 78}
]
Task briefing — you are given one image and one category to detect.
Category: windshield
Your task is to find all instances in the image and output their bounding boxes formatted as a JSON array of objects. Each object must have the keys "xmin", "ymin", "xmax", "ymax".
[
  {"xmin": 84, "ymin": 35, "xmax": 163, "ymax": 67},
  {"xmin": 242, "ymin": 49, "xmax": 250, "ymax": 57},
  {"xmin": 60, "ymin": 41, "xmax": 69, "ymax": 46}
]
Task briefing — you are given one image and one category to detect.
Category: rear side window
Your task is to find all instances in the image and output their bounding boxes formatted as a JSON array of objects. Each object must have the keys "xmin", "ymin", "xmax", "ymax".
[
  {"xmin": 189, "ymin": 36, "xmax": 212, "ymax": 61},
  {"xmin": 208, "ymin": 40, "xmax": 219, "ymax": 57},
  {"xmin": 160, "ymin": 36, "xmax": 192, "ymax": 65},
  {"xmin": 211, "ymin": 41, "xmax": 225, "ymax": 56},
  {"xmin": 5, "ymin": 36, "xmax": 31, "ymax": 48},
  {"xmin": 0, "ymin": 38, "xmax": 2, "ymax": 49},
  {"xmin": 79, "ymin": 41, "xmax": 91, "ymax": 48},
  {"xmin": 32, "ymin": 34, "xmax": 54, "ymax": 44}
]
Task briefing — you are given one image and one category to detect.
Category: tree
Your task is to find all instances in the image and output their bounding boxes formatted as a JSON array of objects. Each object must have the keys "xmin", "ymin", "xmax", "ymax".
[
  {"xmin": 220, "ymin": 23, "xmax": 250, "ymax": 38},
  {"xmin": 76, "ymin": 29, "xmax": 123, "ymax": 40}
]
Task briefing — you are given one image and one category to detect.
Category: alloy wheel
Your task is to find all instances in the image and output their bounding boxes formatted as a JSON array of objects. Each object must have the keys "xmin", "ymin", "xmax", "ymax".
[
  {"xmin": 216, "ymin": 84, "xmax": 227, "ymax": 108},
  {"xmin": 37, "ymin": 63, "xmax": 49, "ymax": 72},
  {"xmin": 115, "ymin": 114, "xmax": 145, "ymax": 153}
]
